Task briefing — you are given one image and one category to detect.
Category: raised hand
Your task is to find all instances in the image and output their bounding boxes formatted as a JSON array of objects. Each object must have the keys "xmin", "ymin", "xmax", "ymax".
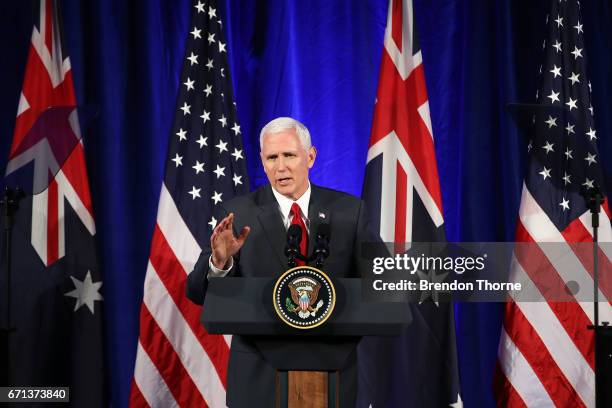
[{"xmin": 210, "ymin": 213, "xmax": 250, "ymax": 269}]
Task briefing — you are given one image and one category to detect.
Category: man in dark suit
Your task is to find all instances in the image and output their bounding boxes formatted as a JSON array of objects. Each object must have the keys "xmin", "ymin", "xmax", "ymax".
[{"xmin": 186, "ymin": 117, "xmax": 373, "ymax": 407}]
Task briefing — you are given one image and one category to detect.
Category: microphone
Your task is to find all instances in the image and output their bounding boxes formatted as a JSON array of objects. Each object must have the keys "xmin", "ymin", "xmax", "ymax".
[
  {"xmin": 313, "ymin": 223, "xmax": 331, "ymax": 268},
  {"xmin": 285, "ymin": 224, "xmax": 303, "ymax": 267},
  {"xmin": 287, "ymin": 224, "xmax": 302, "ymax": 247},
  {"xmin": 580, "ymin": 184, "xmax": 603, "ymax": 228}
]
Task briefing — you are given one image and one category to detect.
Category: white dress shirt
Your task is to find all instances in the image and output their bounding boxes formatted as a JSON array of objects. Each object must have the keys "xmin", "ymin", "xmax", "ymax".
[{"xmin": 208, "ymin": 183, "xmax": 311, "ymax": 278}]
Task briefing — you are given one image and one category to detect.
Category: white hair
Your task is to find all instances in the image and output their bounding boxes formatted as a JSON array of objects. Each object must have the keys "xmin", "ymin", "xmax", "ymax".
[{"xmin": 259, "ymin": 117, "xmax": 312, "ymax": 151}]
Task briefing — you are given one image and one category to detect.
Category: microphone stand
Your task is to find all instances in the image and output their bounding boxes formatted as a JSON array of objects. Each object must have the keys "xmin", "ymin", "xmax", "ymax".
[
  {"xmin": 583, "ymin": 186, "xmax": 611, "ymax": 407},
  {"xmin": 285, "ymin": 246, "xmax": 300, "ymax": 268},
  {"xmin": 284, "ymin": 228, "xmax": 303, "ymax": 268},
  {"xmin": 312, "ymin": 242, "xmax": 330, "ymax": 269},
  {"xmin": 0, "ymin": 187, "xmax": 25, "ymax": 386}
]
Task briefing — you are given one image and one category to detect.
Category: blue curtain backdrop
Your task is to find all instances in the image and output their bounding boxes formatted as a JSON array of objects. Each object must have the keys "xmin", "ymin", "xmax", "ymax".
[{"xmin": 1, "ymin": 0, "xmax": 611, "ymax": 407}]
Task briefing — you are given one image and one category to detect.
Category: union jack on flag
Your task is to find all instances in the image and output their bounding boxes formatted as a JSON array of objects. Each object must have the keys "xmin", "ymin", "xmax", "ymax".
[
  {"xmin": 494, "ymin": 1, "xmax": 612, "ymax": 407},
  {"xmin": 5, "ymin": 0, "xmax": 95, "ymax": 267}
]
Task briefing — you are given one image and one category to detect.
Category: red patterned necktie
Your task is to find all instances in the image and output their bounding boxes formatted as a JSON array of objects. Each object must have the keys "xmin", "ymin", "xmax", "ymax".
[{"xmin": 290, "ymin": 202, "xmax": 308, "ymax": 265}]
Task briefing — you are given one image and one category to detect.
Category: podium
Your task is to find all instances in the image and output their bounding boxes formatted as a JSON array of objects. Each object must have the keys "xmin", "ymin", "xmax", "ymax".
[{"xmin": 201, "ymin": 277, "xmax": 411, "ymax": 407}]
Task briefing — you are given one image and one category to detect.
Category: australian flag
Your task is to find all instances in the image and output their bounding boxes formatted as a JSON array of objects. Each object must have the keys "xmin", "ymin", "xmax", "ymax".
[
  {"xmin": 357, "ymin": 0, "xmax": 461, "ymax": 407},
  {"xmin": 0, "ymin": 0, "xmax": 105, "ymax": 405}
]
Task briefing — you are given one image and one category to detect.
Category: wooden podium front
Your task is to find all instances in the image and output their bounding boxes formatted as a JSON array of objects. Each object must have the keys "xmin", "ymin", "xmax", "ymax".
[{"xmin": 275, "ymin": 371, "xmax": 335, "ymax": 408}]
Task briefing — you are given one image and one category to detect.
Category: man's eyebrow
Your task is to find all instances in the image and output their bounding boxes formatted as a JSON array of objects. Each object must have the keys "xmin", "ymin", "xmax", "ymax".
[{"xmin": 265, "ymin": 150, "xmax": 297, "ymax": 157}]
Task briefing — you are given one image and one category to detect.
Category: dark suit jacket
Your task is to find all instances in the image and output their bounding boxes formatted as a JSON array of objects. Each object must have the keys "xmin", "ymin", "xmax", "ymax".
[{"xmin": 186, "ymin": 184, "xmax": 373, "ymax": 407}]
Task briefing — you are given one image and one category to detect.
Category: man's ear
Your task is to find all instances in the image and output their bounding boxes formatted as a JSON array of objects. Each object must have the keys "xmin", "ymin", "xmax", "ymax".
[{"xmin": 307, "ymin": 146, "xmax": 317, "ymax": 168}]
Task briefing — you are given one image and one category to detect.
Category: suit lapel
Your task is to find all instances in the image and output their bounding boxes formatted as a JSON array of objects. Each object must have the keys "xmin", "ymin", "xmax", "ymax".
[{"xmin": 256, "ymin": 186, "xmax": 288, "ymax": 270}]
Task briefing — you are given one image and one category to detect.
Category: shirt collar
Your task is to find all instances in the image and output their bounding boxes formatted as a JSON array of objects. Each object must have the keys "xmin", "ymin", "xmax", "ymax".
[{"xmin": 271, "ymin": 182, "xmax": 311, "ymax": 221}]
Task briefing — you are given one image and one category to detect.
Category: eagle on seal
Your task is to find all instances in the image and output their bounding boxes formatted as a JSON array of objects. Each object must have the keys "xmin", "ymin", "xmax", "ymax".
[{"xmin": 288, "ymin": 277, "xmax": 324, "ymax": 319}]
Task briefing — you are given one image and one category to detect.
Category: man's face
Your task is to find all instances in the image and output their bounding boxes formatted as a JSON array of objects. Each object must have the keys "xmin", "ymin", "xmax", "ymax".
[{"xmin": 260, "ymin": 129, "xmax": 316, "ymax": 200}]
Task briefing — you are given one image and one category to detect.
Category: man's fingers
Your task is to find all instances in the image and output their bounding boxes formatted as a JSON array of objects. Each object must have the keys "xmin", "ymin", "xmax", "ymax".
[
  {"xmin": 222, "ymin": 213, "xmax": 234, "ymax": 229},
  {"xmin": 236, "ymin": 226, "xmax": 251, "ymax": 243},
  {"xmin": 213, "ymin": 213, "xmax": 233, "ymax": 235},
  {"xmin": 226, "ymin": 213, "xmax": 234, "ymax": 230}
]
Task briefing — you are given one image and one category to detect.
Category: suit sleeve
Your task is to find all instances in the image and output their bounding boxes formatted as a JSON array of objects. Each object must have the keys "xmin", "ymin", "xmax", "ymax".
[
  {"xmin": 185, "ymin": 251, "xmax": 211, "ymax": 305},
  {"xmin": 185, "ymin": 204, "xmax": 241, "ymax": 305}
]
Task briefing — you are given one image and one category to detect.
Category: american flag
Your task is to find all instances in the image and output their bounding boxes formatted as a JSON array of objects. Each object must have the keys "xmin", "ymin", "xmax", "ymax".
[
  {"xmin": 358, "ymin": 0, "xmax": 461, "ymax": 406},
  {"xmin": 129, "ymin": 0, "xmax": 248, "ymax": 406},
  {"xmin": 494, "ymin": 1, "xmax": 612, "ymax": 406},
  {"xmin": 3, "ymin": 0, "xmax": 104, "ymax": 405}
]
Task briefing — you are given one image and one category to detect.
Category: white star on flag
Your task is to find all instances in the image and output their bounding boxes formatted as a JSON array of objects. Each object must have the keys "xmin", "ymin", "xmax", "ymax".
[
  {"xmin": 215, "ymin": 140, "xmax": 228, "ymax": 153},
  {"xmin": 565, "ymin": 97, "xmax": 577, "ymax": 111},
  {"xmin": 574, "ymin": 22, "xmax": 583, "ymax": 33},
  {"xmin": 218, "ymin": 114, "xmax": 227, "ymax": 127},
  {"xmin": 547, "ymin": 90, "xmax": 560, "ymax": 103},
  {"xmin": 208, "ymin": 216, "xmax": 218, "ymax": 229},
  {"xmin": 563, "ymin": 172, "xmax": 571, "ymax": 185},
  {"xmin": 196, "ymin": 135, "xmax": 208, "ymax": 148},
  {"xmin": 211, "ymin": 191, "xmax": 223, "ymax": 204},
  {"xmin": 172, "ymin": 154, "xmax": 183, "ymax": 167},
  {"xmin": 190, "ymin": 27, "xmax": 202, "ymax": 39},
  {"xmin": 571, "ymin": 46, "xmax": 583, "ymax": 59},
  {"xmin": 231, "ymin": 148, "xmax": 243, "ymax": 161},
  {"xmin": 549, "ymin": 65, "xmax": 561, "ymax": 77},
  {"xmin": 192, "ymin": 161, "xmax": 205, "ymax": 174},
  {"xmin": 188, "ymin": 186, "xmax": 201, "ymax": 200},
  {"xmin": 542, "ymin": 141, "xmax": 554, "ymax": 154},
  {"xmin": 180, "ymin": 102, "xmax": 191, "ymax": 116},
  {"xmin": 184, "ymin": 77, "xmax": 195, "ymax": 91},
  {"xmin": 584, "ymin": 152, "xmax": 596, "ymax": 165},
  {"xmin": 200, "ymin": 110, "xmax": 211, "ymax": 123},
  {"xmin": 568, "ymin": 72, "xmax": 580, "ymax": 85},
  {"xmin": 187, "ymin": 52, "xmax": 199, "ymax": 65},
  {"xmin": 586, "ymin": 128, "xmax": 596, "ymax": 140},
  {"xmin": 204, "ymin": 84, "xmax": 213, "ymax": 97},
  {"xmin": 539, "ymin": 167, "xmax": 551, "ymax": 180},
  {"xmin": 213, "ymin": 164, "xmax": 226, "ymax": 178},
  {"xmin": 64, "ymin": 271, "xmax": 103, "ymax": 314}
]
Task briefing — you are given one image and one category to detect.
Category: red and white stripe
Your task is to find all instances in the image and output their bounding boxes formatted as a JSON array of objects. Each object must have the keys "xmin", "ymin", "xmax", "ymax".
[
  {"xmin": 495, "ymin": 184, "xmax": 612, "ymax": 407},
  {"xmin": 130, "ymin": 184, "xmax": 230, "ymax": 407}
]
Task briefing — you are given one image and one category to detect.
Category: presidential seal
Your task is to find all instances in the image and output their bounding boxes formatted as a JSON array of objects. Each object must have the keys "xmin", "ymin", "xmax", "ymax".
[{"xmin": 273, "ymin": 266, "xmax": 336, "ymax": 330}]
